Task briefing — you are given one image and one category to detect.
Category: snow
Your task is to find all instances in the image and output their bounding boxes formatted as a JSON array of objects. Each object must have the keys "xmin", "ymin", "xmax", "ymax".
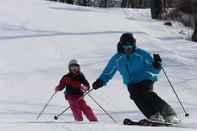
[{"xmin": 0, "ymin": 0, "xmax": 197, "ymax": 130}]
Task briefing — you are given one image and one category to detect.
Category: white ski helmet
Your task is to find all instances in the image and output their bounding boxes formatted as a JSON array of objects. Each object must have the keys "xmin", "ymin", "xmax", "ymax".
[
  {"xmin": 69, "ymin": 59, "xmax": 79, "ymax": 66},
  {"xmin": 68, "ymin": 59, "xmax": 80, "ymax": 72}
]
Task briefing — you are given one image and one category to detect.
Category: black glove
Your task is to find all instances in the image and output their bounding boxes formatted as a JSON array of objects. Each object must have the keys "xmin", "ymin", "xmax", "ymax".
[
  {"xmin": 153, "ymin": 54, "xmax": 162, "ymax": 69},
  {"xmin": 92, "ymin": 79, "xmax": 104, "ymax": 90}
]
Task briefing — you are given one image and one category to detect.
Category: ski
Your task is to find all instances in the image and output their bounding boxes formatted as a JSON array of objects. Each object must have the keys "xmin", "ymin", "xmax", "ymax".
[{"xmin": 123, "ymin": 118, "xmax": 174, "ymax": 127}]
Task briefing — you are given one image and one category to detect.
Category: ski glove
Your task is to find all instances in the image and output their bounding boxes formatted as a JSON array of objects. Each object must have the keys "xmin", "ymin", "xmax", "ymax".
[
  {"xmin": 80, "ymin": 84, "xmax": 90, "ymax": 92},
  {"xmin": 153, "ymin": 54, "xmax": 162, "ymax": 69},
  {"xmin": 92, "ymin": 79, "xmax": 104, "ymax": 90}
]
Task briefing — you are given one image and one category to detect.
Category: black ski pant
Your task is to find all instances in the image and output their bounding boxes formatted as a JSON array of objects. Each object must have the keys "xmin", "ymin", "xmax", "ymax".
[{"xmin": 128, "ymin": 80, "xmax": 176, "ymax": 119}]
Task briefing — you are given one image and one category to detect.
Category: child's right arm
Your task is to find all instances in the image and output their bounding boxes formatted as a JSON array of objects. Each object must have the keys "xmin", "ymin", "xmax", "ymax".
[{"xmin": 55, "ymin": 75, "xmax": 70, "ymax": 92}]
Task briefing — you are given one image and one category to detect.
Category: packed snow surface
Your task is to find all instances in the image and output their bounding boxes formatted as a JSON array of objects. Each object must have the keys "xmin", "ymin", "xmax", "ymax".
[{"xmin": 0, "ymin": 0, "xmax": 197, "ymax": 130}]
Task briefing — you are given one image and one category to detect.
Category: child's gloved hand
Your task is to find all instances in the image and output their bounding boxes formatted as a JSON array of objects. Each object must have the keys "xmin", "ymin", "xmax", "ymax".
[{"xmin": 80, "ymin": 84, "xmax": 90, "ymax": 92}]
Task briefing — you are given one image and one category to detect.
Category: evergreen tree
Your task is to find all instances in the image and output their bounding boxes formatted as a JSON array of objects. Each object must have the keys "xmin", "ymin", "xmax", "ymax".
[
  {"xmin": 192, "ymin": 0, "xmax": 197, "ymax": 42},
  {"xmin": 121, "ymin": 0, "xmax": 128, "ymax": 8},
  {"xmin": 150, "ymin": 0, "xmax": 162, "ymax": 19}
]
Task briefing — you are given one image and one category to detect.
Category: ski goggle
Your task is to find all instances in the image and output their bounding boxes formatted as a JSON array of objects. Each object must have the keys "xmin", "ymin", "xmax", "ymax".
[{"xmin": 122, "ymin": 44, "xmax": 135, "ymax": 49}]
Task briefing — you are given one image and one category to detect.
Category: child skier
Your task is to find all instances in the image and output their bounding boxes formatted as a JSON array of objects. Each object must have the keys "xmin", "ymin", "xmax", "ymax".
[{"xmin": 55, "ymin": 59, "xmax": 98, "ymax": 122}]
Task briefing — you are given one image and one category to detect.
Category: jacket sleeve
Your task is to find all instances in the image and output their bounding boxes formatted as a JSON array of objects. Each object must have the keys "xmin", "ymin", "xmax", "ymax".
[
  {"xmin": 80, "ymin": 73, "xmax": 90, "ymax": 87},
  {"xmin": 56, "ymin": 75, "xmax": 70, "ymax": 91},
  {"xmin": 98, "ymin": 53, "xmax": 121, "ymax": 85}
]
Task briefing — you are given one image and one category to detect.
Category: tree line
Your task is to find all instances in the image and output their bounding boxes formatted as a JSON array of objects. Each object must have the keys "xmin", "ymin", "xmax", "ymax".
[{"xmin": 49, "ymin": 0, "xmax": 197, "ymax": 42}]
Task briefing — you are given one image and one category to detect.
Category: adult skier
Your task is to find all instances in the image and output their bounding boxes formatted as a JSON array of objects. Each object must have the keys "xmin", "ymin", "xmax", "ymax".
[{"xmin": 92, "ymin": 33, "xmax": 179, "ymax": 123}]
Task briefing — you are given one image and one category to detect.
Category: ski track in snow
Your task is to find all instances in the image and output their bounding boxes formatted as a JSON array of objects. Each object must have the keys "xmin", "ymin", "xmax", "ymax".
[{"xmin": 0, "ymin": 0, "xmax": 197, "ymax": 130}]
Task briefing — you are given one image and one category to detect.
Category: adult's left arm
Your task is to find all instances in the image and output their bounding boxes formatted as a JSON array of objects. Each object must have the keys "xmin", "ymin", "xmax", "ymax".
[{"xmin": 97, "ymin": 53, "xmax": 121, "ymax": 86}]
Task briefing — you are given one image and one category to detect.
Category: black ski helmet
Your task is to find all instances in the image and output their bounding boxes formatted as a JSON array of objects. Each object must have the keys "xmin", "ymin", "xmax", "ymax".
[{"xmin": 117, "ymin": 33, "xmax": 136, "ymax": 53}]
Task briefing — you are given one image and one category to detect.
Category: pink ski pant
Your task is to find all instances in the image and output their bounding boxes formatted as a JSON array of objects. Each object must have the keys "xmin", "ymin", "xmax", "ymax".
[{"xmin": 65, "ymin": 94, "xmax": 98, "ymax": 121}]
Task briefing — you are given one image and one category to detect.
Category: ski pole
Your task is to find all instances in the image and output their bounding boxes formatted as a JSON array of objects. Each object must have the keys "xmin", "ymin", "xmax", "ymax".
[
  {"xmin": 87, "ymin": 94, "xmax": 118, "ymax": 123},
  {"xmin": 54, "ymin": 89, "xmax": 94, "ymax": 120},
  {"xmin": 36, "ymin": 92, "xmax": 56, "ymax": 120},
  {"xmin": 54, "ymin": 106, "xmax": 70, "ymax": 120},
  {"xmin": 161, "ymin": 66, "xmax": 189, "ymax": 117}
]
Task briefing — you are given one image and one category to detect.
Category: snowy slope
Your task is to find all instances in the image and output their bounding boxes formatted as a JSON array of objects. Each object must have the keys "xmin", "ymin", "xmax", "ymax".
[{"xmin": 0, "ymin": 0, "xmax": 197, "ymax": 130}]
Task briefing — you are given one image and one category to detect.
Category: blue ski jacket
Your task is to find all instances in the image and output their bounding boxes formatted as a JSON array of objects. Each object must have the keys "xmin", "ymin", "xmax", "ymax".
[{"xmin": 98, "ymin": 48, "xmax": 161, "ymax": 87}]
